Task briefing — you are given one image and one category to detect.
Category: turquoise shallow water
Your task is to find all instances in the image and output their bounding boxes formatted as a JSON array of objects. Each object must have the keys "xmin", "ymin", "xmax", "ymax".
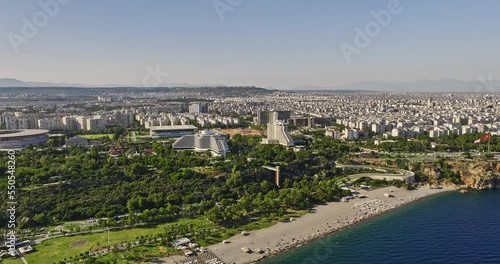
[{"xmin": 262, "ymin": 190, "xmax": 500, "ymax": 264}]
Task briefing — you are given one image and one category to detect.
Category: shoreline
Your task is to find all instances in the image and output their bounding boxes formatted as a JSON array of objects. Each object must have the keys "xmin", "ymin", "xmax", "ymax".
[
  {"xmin": 258, "ymin": 186, "xmax": 457, "ymax": 263},
  {"xmin": 203, "ymin": 185, "xmax": 457, "ymax": 264}
]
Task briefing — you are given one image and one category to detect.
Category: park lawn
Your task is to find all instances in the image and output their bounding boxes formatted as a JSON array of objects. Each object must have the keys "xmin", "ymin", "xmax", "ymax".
[
  {"xmin": 80, "ymin": 134, "xmax": 113, "ymax": 139},
  {"xmin": 95, "ymin": 244, "xmax": 178, "ymax": 263},
  {"xmin": 2, "ymin": 213, "xmax": 296, "ymax": 263},
  {"xmin": 3, "ymin": 218, "xmax": 232, "ymax": 264},
  {"xmin": 240, "ymin": 209, "xmax": 308, "ymax": 232},
  {"xmin": 26, "ymin": 227, "xmax": 170, "ymax": 263}
]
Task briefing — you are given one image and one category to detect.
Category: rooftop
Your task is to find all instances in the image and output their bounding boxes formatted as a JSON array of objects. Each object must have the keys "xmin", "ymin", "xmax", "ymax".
[
  {"xmin": 0, "ymin": 129, "xmax": 49, "ymax": 138},
  {"xmin": 149, "ymin": 125, "xmax": 197, "ymax": 131}
]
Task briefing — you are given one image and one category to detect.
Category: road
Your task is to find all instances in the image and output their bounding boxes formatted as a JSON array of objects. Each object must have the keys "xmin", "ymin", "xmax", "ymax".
[{"xmin": 336, "ymin": 163, "xmax": 416, "ymax": 183}]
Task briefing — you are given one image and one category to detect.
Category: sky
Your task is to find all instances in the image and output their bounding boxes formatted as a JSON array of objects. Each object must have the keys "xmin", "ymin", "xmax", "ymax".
[{"xmin": 1, "ymin": 0, "xmax": 500, "ymax": 89}]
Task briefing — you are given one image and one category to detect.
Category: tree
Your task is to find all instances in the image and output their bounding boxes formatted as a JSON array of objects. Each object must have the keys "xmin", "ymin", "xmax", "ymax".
[
  {"xmin": 206, "ymin": 207, "xmax": 224, "ymax": 223},
  {"xmin": 33, "ymin": 213, "xmax": 49, "ymax": 226},
  {"xmin": 226, "ymin": 170, "xmax": 243, "ymax": 188},
  {"xmin": 127, "ymin": 197, "xmax": 140, "ymax": 215},
  {"xmin": 260, "ymin": 180, "xmax": 274, "ymax": 193},
  {"xmin": 127, "ymin": 163, "xmax": 148, "ymax": 178}
]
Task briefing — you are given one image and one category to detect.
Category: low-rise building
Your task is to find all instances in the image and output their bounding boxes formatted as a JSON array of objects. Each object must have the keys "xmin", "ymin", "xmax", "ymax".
[
  {"xmin": 150, "ymin": 125, "xmax": 198, "ymax": 138},
  {"xmin": 65, "ymin": 136, "xmax": 88, "ymax": 147},
  {"xmin": 172, "ymin": 130, "xmax": 229, "ymax": 157}
]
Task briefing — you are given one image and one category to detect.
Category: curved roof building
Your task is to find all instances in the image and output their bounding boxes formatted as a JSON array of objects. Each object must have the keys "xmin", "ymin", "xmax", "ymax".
[
  {"xmin": 0, "ymin": 129, "xmax": 49, "ymax": 150},
  {"xmin": 172, "ymin": 130, "xmax": 230, "ymax": 157}
]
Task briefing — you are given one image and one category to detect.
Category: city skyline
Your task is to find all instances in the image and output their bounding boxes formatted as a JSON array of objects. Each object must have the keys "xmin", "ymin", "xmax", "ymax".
[{"xmin": 2, "ymin": 0, "xmax": 500, "ymax": 89}]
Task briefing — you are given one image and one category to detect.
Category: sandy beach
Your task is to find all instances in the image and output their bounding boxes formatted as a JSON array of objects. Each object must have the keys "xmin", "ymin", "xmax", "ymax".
[{"xmin": 200, "ymin": 186, "xmax": 455, "ymax": 264}]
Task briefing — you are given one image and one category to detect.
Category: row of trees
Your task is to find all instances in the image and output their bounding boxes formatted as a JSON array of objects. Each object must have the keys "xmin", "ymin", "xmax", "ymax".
[{"xmin": 366, "ymin": 134, "xmax": 499, "ymax": 153}]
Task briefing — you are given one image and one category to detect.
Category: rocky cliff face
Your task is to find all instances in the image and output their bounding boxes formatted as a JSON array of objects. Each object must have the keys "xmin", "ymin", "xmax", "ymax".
[
  {"xmin": 345, "ymin": 155, "xmax": 499, "ymax": 190},
  {"xmin": 415, "ymin": 163, "xmax": 443, "ymax": 181},
  {"xmin": 448, "ymin": 160, "xmax": 500, "ymax": 190},
  {"xmin": 417, "ymin": 160, "xmax": 499, "ymax": 189}
]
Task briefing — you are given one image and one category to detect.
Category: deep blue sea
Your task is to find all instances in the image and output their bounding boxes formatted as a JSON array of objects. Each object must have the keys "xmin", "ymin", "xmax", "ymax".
[{"xmin": 262, "ymin": 190, "xmax": 500, "ymax": 264}]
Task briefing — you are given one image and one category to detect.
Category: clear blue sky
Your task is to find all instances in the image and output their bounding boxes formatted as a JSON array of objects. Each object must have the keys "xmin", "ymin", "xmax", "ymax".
[{"xmin": 1, "ymin": 0, "xmax": 499, "ymax": 88}]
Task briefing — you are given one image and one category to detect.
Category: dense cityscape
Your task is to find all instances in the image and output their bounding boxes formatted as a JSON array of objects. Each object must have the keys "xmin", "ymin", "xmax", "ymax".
[{"xmin": 1, "ymin": 88, "xmax": 498, "ymax": 140}]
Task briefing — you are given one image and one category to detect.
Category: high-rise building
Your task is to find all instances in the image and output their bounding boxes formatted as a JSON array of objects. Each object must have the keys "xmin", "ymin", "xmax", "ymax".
[
  {"xmin": 76, "ymin": 116, "xmax": 88, "ymax": 130},
  {"xmin": 189, "ymin": 103, "xmax": 209, "ymax": 113},
  {"xmin": 37, "ymin": 117, "xmax": 64, "ymax": 130},
  {"xmin": 114, "ymin": 110, "xmax": 134, "ymax": 127},
  {"xmin": 262, "ymin": 112, "xmax": 294, "ymax": 147},
  {"xmin": 1, "ymin": 115, "xmax": 37, "ymax": 130},
  {"xmin": 344, "ymin": 128, "xmax": 359, "ymax": 139},
  {"xmin": 86, "ymin": 118, "xmax": 106, "ymax": 131},
  {"xmin": 62, "ymin": 116, "xmax": 79, "ymax": 130},
  {"xmin": 254, "ymin": 110, "xmax": 291, "ymax": 125}
]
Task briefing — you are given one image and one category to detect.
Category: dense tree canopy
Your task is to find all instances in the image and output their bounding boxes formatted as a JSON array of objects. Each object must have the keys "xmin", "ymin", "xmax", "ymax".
[{"xmin": 0, "ymin": 134, "xmax": 359, "ymax": 230}]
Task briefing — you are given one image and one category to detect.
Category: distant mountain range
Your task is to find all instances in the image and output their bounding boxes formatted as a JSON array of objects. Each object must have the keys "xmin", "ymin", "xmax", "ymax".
[
  {"xmin": 0, "ymin": 78, "xmax": 226, "ymax": 88},
  {"xmin": 1, "ymin": 78, "xmax": 499, "ymax": 93},
  {"xmin": 292, "ymin": 79, "xmax": 500, "ymax": 93},
  {"xmin": 0, "ymin": 78, "xmax": 91, "ymax": 88}
]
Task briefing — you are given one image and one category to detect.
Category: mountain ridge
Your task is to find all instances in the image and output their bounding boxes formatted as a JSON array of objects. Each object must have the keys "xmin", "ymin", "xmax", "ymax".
[{"xmin": 1, "ymin": 78, "xmax": 499, "ymax": 93}]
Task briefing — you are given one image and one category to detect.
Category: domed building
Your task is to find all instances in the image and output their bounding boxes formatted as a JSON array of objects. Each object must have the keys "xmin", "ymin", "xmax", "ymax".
[{"xmin": 0, "ymin": 129, "xmax": 49, "ymax": 150}]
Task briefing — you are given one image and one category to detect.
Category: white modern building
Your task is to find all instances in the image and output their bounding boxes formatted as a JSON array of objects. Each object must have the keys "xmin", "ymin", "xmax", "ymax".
[
  {"xmin": 262, "ymin": 112, "xmax": 294, "ymax": 147},
  {"xmin": 86, "ymin": 118, "xmax": 106, "ymax": 131},
  {"xmin": 344, "ymin": 128, "xmax": 360, "ymax": 139},
  {"xmin": 62, "ymin": 116, "xmax": 80, "ymax": 130},
  {"xmin": 0, "ymin": 115, "xmax": 37, "ymax": 130},
  {"xmin": 114, "ymin": 110, "xmax": 134, "ymax": 127},
  {"xmin": 172, "ymin": 130, "xmax": 229, "ymax": 157},
  {"xmin": 37, "ymin": 118, "xmax": 64, "ymax": 130},
  {"xmin": 189, "ymin": 103, "xmax": 208, "ymax": 113}
]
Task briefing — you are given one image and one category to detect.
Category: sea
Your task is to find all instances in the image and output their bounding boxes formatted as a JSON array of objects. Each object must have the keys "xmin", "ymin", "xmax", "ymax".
[{"xmin": 262, "ymin": 190, "xmax": 500, "ymax": 264}]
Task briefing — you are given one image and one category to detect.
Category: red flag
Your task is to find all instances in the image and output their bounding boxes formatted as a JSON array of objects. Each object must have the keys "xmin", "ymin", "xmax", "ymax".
[{"xmin": 480, "ymin": 134, "xmax": 491, "ymax": 141}]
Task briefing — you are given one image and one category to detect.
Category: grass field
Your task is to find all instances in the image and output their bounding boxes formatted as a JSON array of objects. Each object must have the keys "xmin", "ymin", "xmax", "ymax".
[
  {"xmin": 3, "ymin": 211, "xmax": 306, "ymax": 264},
  {"xmin": 95, "ymin": 244, "xmax": 176, "ymax": 263},
  {"xmin": 80, "ymin": 134, "xmax": 113, "ymax": 139},
  {"xmin": 3, "ymin": 218, "xmax": 235, "ymax": 264}
]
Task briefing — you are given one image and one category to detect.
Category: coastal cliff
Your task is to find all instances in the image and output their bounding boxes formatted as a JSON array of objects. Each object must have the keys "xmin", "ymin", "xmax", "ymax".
[
  {"xmin": 340, "ymin": 155, "xmax": 499, "ymax": 190},
  {"xmin": 449, "ymin": 160, "xmax": 500, "ymax": 189},
  {"xmin": 416, "ymin": 163, "xmax": 442, "ymax": 181},
  {"xmin": 417, "ymin": 160, "xmax": 500, "ymax": 190}
]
